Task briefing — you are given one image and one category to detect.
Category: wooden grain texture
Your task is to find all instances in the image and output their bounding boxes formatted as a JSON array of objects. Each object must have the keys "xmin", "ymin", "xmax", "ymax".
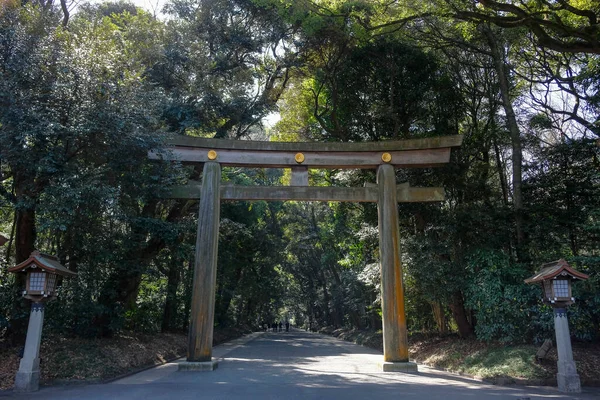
[
  {"xmin": 221, "ymin": 186, "xmax": 376, "ymax": 202},
  {"xmin": 169, "ymin": 135, "xmax": 463, "ymax": 151},
  {"xmin": 291, "ymin": 167, "xmax": 309, "ymax": 186},
  {"xmin": 377, "ymin": 164, "xmax": 409, "ymax": 362},
  {"xmin": 167, "ymin": 184, "xmax": 445, "ymax": 203},
  {"xmin": 150, "ymin": 147, "xmax": 451, "ymax": 169},
  {"xmin": 187, "ymin": 162, "xmax": 221, "ymax": 362}
]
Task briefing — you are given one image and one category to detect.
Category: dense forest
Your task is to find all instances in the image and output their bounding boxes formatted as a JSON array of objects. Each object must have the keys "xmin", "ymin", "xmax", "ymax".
[{"xmin": 0, "ymin": 0, "xmax": 598, "ymax": 345}]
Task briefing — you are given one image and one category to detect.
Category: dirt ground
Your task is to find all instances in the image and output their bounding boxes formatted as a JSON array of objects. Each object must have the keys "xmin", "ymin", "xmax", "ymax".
[
  {"xmin": 328, "ymin": 328, "xmax": 600, "ymax": 385},
  {"xmin": 0, "ymin": 327, "xmax": 249, "ymax": 391},
  {"xmin": 408, "ymin": 334, "xmax": 600, "ymax": 385},
  {"xmin": 0, "ymin": 332, "xmax": 187, "ymax": 390}
]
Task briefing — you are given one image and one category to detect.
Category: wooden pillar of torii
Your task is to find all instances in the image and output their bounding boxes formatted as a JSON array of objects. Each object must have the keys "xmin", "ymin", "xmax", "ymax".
[{"xmin": 149, "ymin": 135, "xmax": 462, "ymax": 371}]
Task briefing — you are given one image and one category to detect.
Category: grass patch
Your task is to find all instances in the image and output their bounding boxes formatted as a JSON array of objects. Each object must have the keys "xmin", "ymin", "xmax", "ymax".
[
  {"xmin": 459, "ymin": 346, "xmax": 547, "ymax": 379},
  {"xmin": 328, "ymin": 328, "xmax": 600, "ymax": 385}
]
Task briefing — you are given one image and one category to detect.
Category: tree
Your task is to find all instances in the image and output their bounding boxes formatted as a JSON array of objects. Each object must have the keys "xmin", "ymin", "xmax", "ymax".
[
  {"xmin": 156, "ymin": 0, "xmax": 295, "ymax": 138},
  {"xmin": 2, "ymin": 0, "xmax": 598, "ymax": 344},
  {"xmin": 0, "ymin": 2, "xmax": 175, "ymax": 337},
  {"xmin": 446, "ymin": 0, "xmax": 600, "ymax": 138},
  {"xmin": 453, "ymin": 0, "xmax": 600, "ymax": 55}
]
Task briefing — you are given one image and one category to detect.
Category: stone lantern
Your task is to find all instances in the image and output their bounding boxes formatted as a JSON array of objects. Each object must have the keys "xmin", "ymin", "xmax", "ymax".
[
  {"xmin": 7, "ymin": 251, "xmax": 76, "ymax": 392},
  {"xmin": 525, "ymin": 259, "xmax": 589, "ymax": 393}
]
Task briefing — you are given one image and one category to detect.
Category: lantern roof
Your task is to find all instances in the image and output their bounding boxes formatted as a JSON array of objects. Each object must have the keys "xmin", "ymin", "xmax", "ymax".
[
  {"xmin": 525, "ymin": 259, "xmax": 589, "ymax": 284},
  {"xmin": 7, "ymin": 251, "xmax": 77, "ymax": 277},
  {"xmin": 0, "ymin": 233, "xmax": 8, "ymax": 246}
]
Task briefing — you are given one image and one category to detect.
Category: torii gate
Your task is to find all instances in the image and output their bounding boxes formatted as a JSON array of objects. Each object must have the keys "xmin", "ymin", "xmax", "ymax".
[{"xmin": 150, "ymin": 135, "xmax": 462, "ymax": 372}]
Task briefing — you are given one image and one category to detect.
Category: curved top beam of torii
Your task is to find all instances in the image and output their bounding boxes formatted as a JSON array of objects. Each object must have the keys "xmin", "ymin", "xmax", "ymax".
[
  {"xmin": 149, "ymin": 135, "xmax": 463, "ymax": 169},
  {"xmin": 149, "ymin": 134, "xmax": 463, "ymax": 203}
]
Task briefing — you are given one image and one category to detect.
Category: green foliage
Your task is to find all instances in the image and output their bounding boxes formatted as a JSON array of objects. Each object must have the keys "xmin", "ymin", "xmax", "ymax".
[
  {"xmin": 0, "ymin": 270, "xmax": 15, "ymax": 334},
  {"xmin": 524, "ymin": 138, "xmax": 600, "ymax": 260},
  {"xmin": 568, "ymin": 256, "xmax": 600, "ymax": 341},
  {"xmin": 126, "ymin": 276, "xmax": 168, "ymax": 333},
  {"xmin": 464, "ymin": 250, "xmax": 539, "ymax": 342},
  {"xmin": 277, "ymin": 36, "xmax": 463, "ymax": 142},
  {"xmin": 1, "ymin": 0, "xmax": 599, "ymax": 348},
  {"xmin": 0, "ymin": 1, "xmax": 179, "ymax": 338},
  {"xmin": 459, "ymin": 346, "xmax": 548, "ymax": 380},
  {"xmin": 44, "ymin": 279, "xmax": 113, "ymax": 337},
  {"xmin": 158, "ymin": 0, "xmax": 293, "ymax": 138},
  {"xmin": 77, "ymin": 1, "xmax": 140, "ymax": 19}
]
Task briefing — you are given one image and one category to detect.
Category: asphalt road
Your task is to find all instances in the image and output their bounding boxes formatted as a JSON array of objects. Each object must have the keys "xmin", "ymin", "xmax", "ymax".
[{"xmin": 2, "ymin": 329, "xmax": 599, "ymax": 400}]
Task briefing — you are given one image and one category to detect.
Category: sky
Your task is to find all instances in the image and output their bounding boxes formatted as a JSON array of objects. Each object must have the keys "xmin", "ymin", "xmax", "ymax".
[
  {"xmin": 129, "ymin": 0, "xmax": 165, "ymax": 16},
  {"xmin": 78, "ymin": 0, "xmax": 166, "ymax": 17}
]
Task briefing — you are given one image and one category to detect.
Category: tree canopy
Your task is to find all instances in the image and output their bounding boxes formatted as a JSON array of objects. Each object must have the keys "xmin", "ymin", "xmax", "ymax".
[{"xmin": 0, "ymin": 0, "xmax": 598, "ymax": 344}]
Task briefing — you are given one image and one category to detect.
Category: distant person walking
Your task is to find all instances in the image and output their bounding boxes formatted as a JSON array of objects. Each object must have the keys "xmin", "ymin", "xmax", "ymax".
[{"xmin": 285, "ymin": 321, "xmax": 290, "ymax": 332}]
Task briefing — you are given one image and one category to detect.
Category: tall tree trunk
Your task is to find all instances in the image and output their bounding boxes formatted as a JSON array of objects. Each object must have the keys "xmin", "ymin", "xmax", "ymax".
[
  {"xmin": 162, "ymin": 258, "xmax": 182, "ymax": 332},
  {"xmin": 493, "ymin": 137, "xmax": 510, "ymax": 206},
  {"xmin": 369, "ymin": 291, "xmax": 382, "ymax": 330},
  {"xmin": 430, "ymin": 301, "xmax": 447, "ymax": 334},
  {"xmin": 449, "ymin": 291, "xmax": 473, "ymax": 338},
  {"xmin": 349, "ymin": 309, "xmax": 361, "ymax": 329},
  {"xmin": 15, "ymin": 208, "xmax": 35, "ymax": 263},
  {"xmin": 13, "ymin": 172, "xmax": 37, "ymax": 262},
  {"xmin": 8, "ymin": 176, "xmax": 37, "ymax": 343},
  {"xmin": 5, "ymin": 211, "xmax": 16, "ymax": 263},
  {"xmin": 326, "ymin": 263, "xmax": 344, "ymax": 328},
  {"xmin": 321, "ymin": 278, "xmax": 332, "ymax": 326},
  {"xmin": 483, "ymin": 25, "xmax": 526, "ymax": 260}
]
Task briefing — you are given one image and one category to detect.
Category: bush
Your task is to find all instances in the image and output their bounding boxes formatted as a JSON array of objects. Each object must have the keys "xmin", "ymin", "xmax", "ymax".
[{"xmin": 464, "ymin": 250, "xmax": 539, "ymax": 342}]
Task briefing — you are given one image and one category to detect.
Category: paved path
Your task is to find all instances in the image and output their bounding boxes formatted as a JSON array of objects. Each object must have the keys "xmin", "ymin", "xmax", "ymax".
[{"xmin": 2, "ymin": 330, "xmax": 599, "ymax": 399}]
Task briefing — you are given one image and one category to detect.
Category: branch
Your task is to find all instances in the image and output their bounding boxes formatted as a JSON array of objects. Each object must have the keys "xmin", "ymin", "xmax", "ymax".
[
  {"xmin": 360, "ymin": 13, "xmax": 433, "ymax": 32},
  {"xmin": 529, "ymin": 88, "xmax": 600, "ymax": 137},
  {"xmin": 453, "ymin": 0, "xmax": 600, "ymax": 54},
  {"xmin": 60, "ymin": 0, "xmax": 69, "ymax": 27},
  {"xmin": 549, "ymin": 0, "xmax": 596, "ymax": 25}
]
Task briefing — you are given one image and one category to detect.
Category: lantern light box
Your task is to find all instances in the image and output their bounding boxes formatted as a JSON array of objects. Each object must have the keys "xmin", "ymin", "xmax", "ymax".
[
  {"xmin": 525, "ymin": 259, "xmax": 589, "ymax": 307},
  {"xmin": 7, "ymin": 251, "xmax": 76, "ymax": 301}
]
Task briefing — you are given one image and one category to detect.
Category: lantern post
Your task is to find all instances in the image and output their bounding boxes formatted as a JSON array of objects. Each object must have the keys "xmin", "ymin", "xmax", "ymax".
[
  {"xmin": 7, "ymin": 251, "xmax": 77, "ymax": 392},
  {"xmin": 525, "ymin": 259, "xmax": 589, "ymax": 393}
]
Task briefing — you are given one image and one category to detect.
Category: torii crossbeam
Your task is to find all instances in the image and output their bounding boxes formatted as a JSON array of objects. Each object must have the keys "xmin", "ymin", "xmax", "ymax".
[{"xmin": 149, "ymin": 134, "xmax": 462, "ymax": 372}]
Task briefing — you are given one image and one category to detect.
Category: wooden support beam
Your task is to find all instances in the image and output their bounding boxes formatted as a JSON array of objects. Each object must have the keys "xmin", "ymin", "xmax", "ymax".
[
  {"xmin": 167, "ymin": 135, "xmax": 463, "ymax": 152},
  {"xmin": 377, "ymin": 164, "xmax": 409, "ymax": 363},
  {"xmin": 222, "ymin": 186, "xmax": 375, "ymax": 202},
  {"xmin": 150, "ymin": 147, "xmax": 452, "ymax": 169},
  {"xmin": 166, "ymin": 183, "xmax": 445, "ymax": 203},
  {"xmin": 149, "ymin": 135, "xmax": 463, "ymax": 169},
  {"xmin": 397, "ymin": 187, "xmax": 445, "ymax": 203},
  {"xmin": 291, "ymin": 166, "xmax": 309, "ymax": 186},
  {"xmin": 187, "ymin": 162, "xmax": 221, "ymax": 363}
]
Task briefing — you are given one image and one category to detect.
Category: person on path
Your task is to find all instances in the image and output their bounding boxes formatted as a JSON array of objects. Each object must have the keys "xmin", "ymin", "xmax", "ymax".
[{"xmin": 285, "ymin": 321, "xmax": 290, "ymax": 332}]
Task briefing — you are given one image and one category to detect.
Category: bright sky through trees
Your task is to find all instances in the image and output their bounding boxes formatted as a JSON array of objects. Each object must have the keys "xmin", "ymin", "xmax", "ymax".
[{"xmin": 129, "ymin": 0, "xmax": 164, "ymax": 16}]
